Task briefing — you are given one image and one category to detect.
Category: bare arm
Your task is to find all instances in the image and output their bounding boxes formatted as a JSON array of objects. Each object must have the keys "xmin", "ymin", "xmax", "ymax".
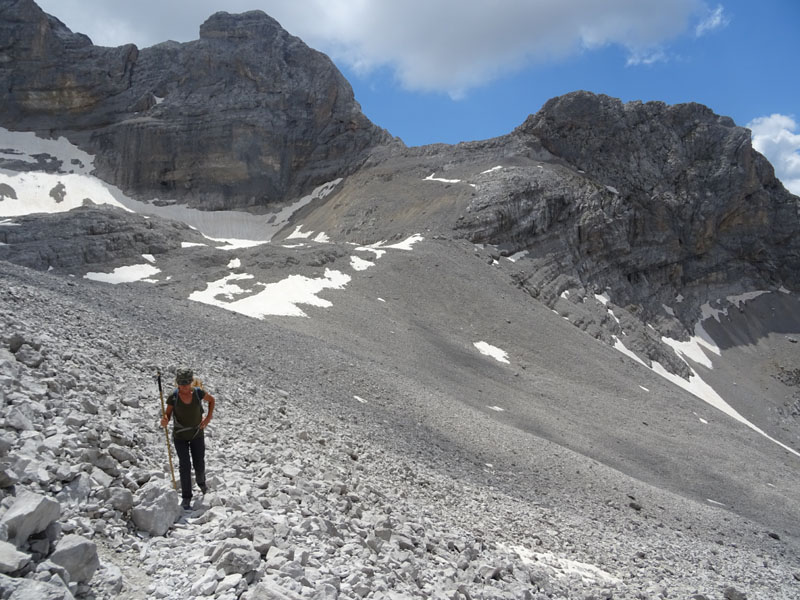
[
  {"xmin": 200, "ymin": 393, "xmax": 215, "ymax": 429},
  {"xmin": 160, "ymin": 404, "xmax": 173, "ymax": 428}
]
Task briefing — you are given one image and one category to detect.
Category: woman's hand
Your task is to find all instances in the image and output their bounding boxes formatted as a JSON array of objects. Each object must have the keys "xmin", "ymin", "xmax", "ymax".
[
  {"xmin": 200, "ymin": 417, "xmax": 211, "ymax": 429},
  {"xmin": 160, "ymin": 416, "xmax": 168, "ymax": 428}
]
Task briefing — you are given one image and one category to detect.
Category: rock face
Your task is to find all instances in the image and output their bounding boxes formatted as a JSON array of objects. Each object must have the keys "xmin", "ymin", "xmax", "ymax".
[
  {"xmin": 506, "ymin": 91, "xmax": 800, "ymax": 318},
  {"xmin": 0, "ymin": 205, "xmax": 206, "ymax": 272},
  {"xmin": 0, "ymin": 0, "xmax": 393, "ymax": 209}
]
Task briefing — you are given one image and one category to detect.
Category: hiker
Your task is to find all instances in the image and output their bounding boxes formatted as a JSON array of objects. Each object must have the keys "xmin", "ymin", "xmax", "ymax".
[{"xmin": 160, "ymin": 368, "xmax": 215, "ymax": 509}]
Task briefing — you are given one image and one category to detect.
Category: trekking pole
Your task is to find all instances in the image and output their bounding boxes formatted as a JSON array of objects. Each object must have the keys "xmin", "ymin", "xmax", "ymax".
[{"xmin": 156, "ymin": 370, "xmax": 177, "ymax": 490}]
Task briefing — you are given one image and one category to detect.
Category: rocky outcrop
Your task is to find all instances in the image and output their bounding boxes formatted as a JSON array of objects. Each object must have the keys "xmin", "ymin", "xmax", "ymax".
[
  {"xmin": 0, "ymin": 205, "xmax": 208, "ymax": 272},
  {"xmin": 505, "ymin": 92, "xmax": 800, "ymax": 316},
  {"xmin": 0, "ymin": 1, "xmax": 393, "ymax": 209},
  {"xmin": 438, "ymin": 93, "xmax": 800, "ymax": 331}
]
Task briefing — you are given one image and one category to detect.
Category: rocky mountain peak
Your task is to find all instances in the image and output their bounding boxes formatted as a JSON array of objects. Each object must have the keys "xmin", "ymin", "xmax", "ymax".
[
  {"xmin": 199, "ymin": 10, "xmax": 284, "ymax": 41},
  {"xmin": 0, "ymin": 1, "xmax": 392, "ymax": 210}
]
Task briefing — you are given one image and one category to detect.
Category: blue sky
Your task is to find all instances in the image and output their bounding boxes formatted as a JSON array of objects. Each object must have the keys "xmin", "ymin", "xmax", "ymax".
[{"xmin": 35, "ymin": 0, "xmax": 800, "ymax": 193}]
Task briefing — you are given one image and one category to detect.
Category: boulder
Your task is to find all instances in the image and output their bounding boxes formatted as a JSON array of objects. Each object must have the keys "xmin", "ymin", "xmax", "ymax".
[
  {"xmin": 131, "ymin": 480, "xmax": 181, "ymax": 536},
  {"xmin": 4, "ymin": 408, "xmax": 34, "ymax": 432},
  {"xmin": 0, "ymin": 492, "xmax": 61, "ymax": 548},
  {"xmin": 49, "ymin": 534, "xmax": 100, "ymax": 584},
  {"xmin": 107, "ymin": 488, "xmax": 134, "ymax": 512},
  {"xmin": 0, "ymin": 572, "xmax": 75, "ymax": 599},
  {"xmin": 217, "ymin": 547, "xmax": 261, "ymax": 576},
  {"xmin": 55, "ymin": 473, "xmax": 92, "ymax": 506},
  {"xmin": 14, "ymin": 344, "xmax": 43, "ymax": 368},
  {"xmin": 0, "ymin": 540, "xmax": 30, "ymax": 574}
]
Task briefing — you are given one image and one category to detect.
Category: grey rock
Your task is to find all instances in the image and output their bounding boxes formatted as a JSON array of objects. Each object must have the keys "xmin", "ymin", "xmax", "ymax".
[
  {"xmin": 0, "ymin": 466, "xmax": 18, "ymax": 488},
  {"xmin": 48, "ymin": 534, "xmax": 100, "ymax": 583},
  {"xmin": 0, "ymin": 572, "xmax": 75, "ymax": 600},
  {"xmin": 241, "ymin": 580, "xmax": 305, "ymax": 600},
  {"xmin": 131, "ymin": 480, "xmax": 181, "ymax": 536},
  {"xmin": 107, "ymin": 444, "xmax": 137, "ymax": 465},
  {"xmin": 80, "ymin": 399, "xmax": 99, "ymax": 415},
  {"xmin": 0, "ymin": 206, "xmax": 200, "ymax": 272},
  {"xmin": 0, "ymin": 3, "xmax": 392, "ymax": 211},
  {"xmin": 107, "ymin": 488, "xmax": 134, "ymax": 512},
  {"xmin": 0, "ymin": 540, "xmax": 30, "ymax": 574},
  {"xmin": 14, "ymin": 344, "xmax": 43, "ymax": 368},
  {"xmin": 0, "ymin": 491, "xmax": 61, "ymax": 548},
  {"xmin": 723, "ymin": 588, "xmax": 747, "ymax": 600},
  {"xmin": 216, "ymin": 573, "xmax": 242, "ymax": 594},
  {"xmin": 4, "ymin": 408, "xmax": 34, "ymax": 432},
  {"xmin": 217, "ymin": 547, "xmax": 261, "ymax": 575},
  {"xmin": 252, "ymin": 524, "xmax": 276, "ymax": 555},
  {"xmin": 55, "ymin": 474, "xmax": 92, "ymax": 506},
  {"xmin": 0, "ymin": 434, "xmax": 13, "ymax": 456}
]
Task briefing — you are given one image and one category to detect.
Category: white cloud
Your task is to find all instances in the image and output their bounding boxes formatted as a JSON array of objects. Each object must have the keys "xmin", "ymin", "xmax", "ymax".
[
  {"xmin": 695, "ymin": 4, "xmax": 730, "ymax": 37},
  {"xmin": 625, "ymin": 48, "xmax": 668, "ymax": 67},
  {"xmin": 35, "ymin": 0, "xmax": 702, "ymax": 97},
  {"xmin": 747, "ymin": 114, "xmax": 800, "ymax": 196}
]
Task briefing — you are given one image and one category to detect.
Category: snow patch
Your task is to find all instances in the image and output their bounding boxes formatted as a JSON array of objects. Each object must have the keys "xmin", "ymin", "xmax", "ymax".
[
  {"xmin": 0, "ymin": 128, "xmax": 95, "ymax": 174},
  {"xmin": 480, "ymin": 166, "xmax": 503, "ymax": 174},
  {"xmin": 611, "ymin": 337, "xmax": 646, "ymax": 366},
  {"xmin": 84, "ymin": 264, "xmax": 160, "ymax": 284},
  {"xmin": 424, "ymin": 173, "xmax": 461, "ymax": 184},
  {"xmin": 189, "ymin": 269, "xmax": 351, "ymax": 318},
  {"xmin": 473, "ymin": 342, "xmax": 510, "ymax": 364},
  {"xmin": 227, "ymin": 258, "xmax": 241, "ymax": 269},
  {"xmin": 486, "ymin": 405, "xmax": 505, "ymax": 412},
  {"xmin": 0, "ymin": 171, "xmax": 132, "ymax": 216},
  {"xmin": 350, "ymin": 256, "xmax": 375, "ymax": 271},
  {"xmin": 142, "ymin": 254, "xmax": 155, "ymax": 263},
  {"xmin": 594, "ymin": 292, "xmax": 611, "ymax": 306}
]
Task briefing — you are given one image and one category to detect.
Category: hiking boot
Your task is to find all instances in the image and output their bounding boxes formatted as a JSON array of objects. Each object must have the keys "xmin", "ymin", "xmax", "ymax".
[
  {"xmin": 199, "ymin": 483, "xmax": 207, "ymax": 494},
  {"xmin": 181, "ymin": 498, "xmax": 191, "ymax": 510}
]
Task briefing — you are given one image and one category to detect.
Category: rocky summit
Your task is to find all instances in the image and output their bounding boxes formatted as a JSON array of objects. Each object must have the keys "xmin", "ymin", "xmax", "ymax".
[{"xmin": 2, "ymin": 2, "xmax": 800, "ymax": 600}]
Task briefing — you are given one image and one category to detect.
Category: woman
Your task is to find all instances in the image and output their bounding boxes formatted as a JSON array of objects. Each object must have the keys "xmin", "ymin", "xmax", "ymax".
[{"xmin": 160, "ymin": 368, "xmax": 215, "ymax": 509}]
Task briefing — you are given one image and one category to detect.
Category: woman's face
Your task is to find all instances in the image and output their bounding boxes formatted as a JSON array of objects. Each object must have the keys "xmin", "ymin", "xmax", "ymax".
[{"xmin": 178, "ymin": 382, "xmax": 193, "ymax": 391}]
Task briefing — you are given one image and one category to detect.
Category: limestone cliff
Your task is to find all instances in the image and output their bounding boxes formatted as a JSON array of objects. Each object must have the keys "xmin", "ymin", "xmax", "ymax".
[{"xmin": 0, "ymin": 0, "xmax": 393, "ymax": 209}]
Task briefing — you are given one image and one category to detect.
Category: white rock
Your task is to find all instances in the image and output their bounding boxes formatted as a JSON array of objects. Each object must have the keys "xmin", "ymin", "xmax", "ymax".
[
  {"xmin": 49, "ymin": 534, "xmax": 100, "ymax": 583},
  {"xmin": 190, "ymin": 566, "xmax": 219, "ymax": 595},
  {"xmin": 131, "ymin": 480, "xmax": 181, "ymax": 536},
  {"xmin": 218, "ymin": 547, "xmax": 262, "ymax": 575},
  {"xmin": 55, "ymin": 473, "xmax": 92, "ymax": 506},
  {"xmin": 107, "ymin": 487, "xmax": 134, "ymax": 512},
  {"xmin": 5, "ymin": 407, "xmax": 34, "ymax": 431},
  {"xmin": 108, "ymin": 444, "xmax": 137, "ymax": 464},
  {"xmin": 0, "ymin": 539, "xmax": 30, "ymax": 573},
  {"xmin": 0, "ymin": 490, "xmax": 61, "ymax": 547},
  {"xmin": 216, "ymin": 573, "xmax": 243, "ymax": 593}
]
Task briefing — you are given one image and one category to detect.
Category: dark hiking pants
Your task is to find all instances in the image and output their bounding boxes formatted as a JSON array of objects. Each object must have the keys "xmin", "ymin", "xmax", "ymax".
[{"xmin": 174, "ymin": 434, "xmax": 205, "ymax": 500}]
